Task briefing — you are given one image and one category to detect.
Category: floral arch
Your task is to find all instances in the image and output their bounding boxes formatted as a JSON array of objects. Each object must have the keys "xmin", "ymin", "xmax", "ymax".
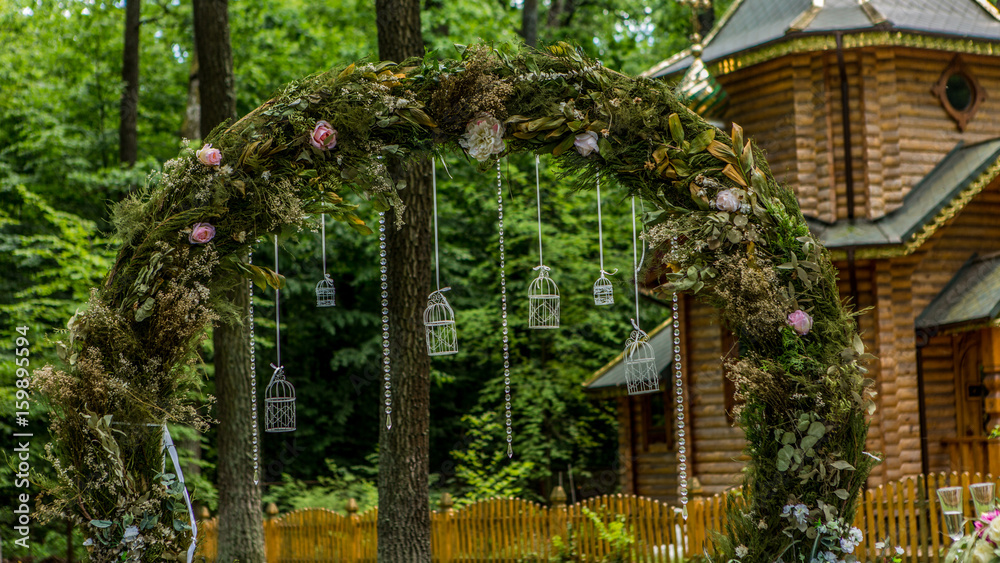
[{"xmin": 38, "ymin": 43, "xmax": 875, "ymax": 561}]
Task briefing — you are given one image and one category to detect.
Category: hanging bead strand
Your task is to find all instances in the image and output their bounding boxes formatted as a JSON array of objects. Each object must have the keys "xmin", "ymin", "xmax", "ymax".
[
  {"xmin": 248, "ymin": 249, "xmax": 259, "ymax": 485},
  {"xmin": 379, "ymin": 212, "xmax": 393, "ymax": 430},
  {"xmin": 673, "ymin": 236, "xmax": 689, "ymax": 519},
  {"xmin": 497, "ymin": 160, "xmax": 512, "ymax": 458}
]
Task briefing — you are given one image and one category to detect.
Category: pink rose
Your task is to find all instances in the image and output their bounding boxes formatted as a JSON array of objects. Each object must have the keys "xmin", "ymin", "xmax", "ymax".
[
  {"xmin": 716, "ymin": 189, "xmax": 740, "ymax": 213},
  {"xmin": 196, "ymin": 144, "xmax": 222, "ymax": 166},
  {"xmin": 787, "ymin": 309, "xmax": 813, "ymax": 335},
  {"xmin": 310, "ymin": 120, "xmax": 338, "ymax": 150},
  {"xmin": 189, "ymin": 222, "xmax": 216, "ymax": 244},
  {"xmin": 574, "ymin": 131, "xmax": 600, "ymax": 157}
]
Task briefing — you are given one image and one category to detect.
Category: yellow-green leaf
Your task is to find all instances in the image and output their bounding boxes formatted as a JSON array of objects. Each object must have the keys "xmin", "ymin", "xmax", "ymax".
[
  {"xmin": 668, "ymin": 113, "xmax": 684, "ymax": 145},
  {"xmin": 707, "ymin": 140, "xmax": 738, "ymax": 165},
  {"xmin": 688, "ymin": 129, "xmax": 716, "ymax": 154},
  {"xmin": 722, "ymin": 164, "xmax": 748, "ymax": 187},
  {"xmin": 551, "ymin": 134, "xmax": 576, "ymax": 156},
  {"xmin": 408, "ymin": 107, "xmax": 438, "ymax": 128},
  {"xmin": 338, "ymin": 63, "xmax": 356, "ymax": 81},
  {"xmin": 731, "ymin": 122, "xmax": 744, "ymax": 152}
]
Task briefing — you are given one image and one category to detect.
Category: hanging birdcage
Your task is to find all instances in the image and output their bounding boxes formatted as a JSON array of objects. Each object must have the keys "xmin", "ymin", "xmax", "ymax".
[
  {"xmin": 265, "ymin": 365, "xmax": 296, "ymax": 432},
  {"xmin": 624, "ymin": 328, "xmax": 659, "ymax": 395},
  {"xmin": 593, "ymin": 273, "xmax": 614, "ymax": 306},
  {"xmin": 316, "ymin": 274, "xmax": 336, "ymax": 308},
  {"xmin": 528, "ymin": 266, "xmax": 560, "ymax": 329},
  {"xmin": 424, "ymin": 288, "xmax": 458, "ymax": 356}
]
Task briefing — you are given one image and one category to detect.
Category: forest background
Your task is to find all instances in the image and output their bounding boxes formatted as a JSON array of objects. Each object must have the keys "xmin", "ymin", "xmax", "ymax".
[{"xmin": 0, "ymin": 0, "xmax": 730, "ymax": 558}]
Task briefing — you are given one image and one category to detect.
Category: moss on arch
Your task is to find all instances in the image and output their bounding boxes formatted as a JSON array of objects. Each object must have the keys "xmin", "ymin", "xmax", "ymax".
[{"xmin": 39, "ymin": 43, "xmax": 874, "ymax": 561}]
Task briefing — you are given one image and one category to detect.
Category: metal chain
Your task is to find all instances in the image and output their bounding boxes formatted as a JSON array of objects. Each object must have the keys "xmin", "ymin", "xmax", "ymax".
[
  {"xmin": 498, "ymin": 160, "xmax": 512, "ymax": 458},
  {"xmin": 248, "ymin": 249, "xmax": 259, "ymax": 485},
  {"xmin": 672, "ymin": 236, "xmax": 689, "ymax": 519},
  {"xmin": 379, "ymin": 212, "xmax": 392, "ymax": 430}
]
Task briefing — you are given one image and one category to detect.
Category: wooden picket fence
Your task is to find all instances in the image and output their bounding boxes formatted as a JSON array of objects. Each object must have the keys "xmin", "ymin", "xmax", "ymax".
[{"xmin": 194, "ymin": 472, "xmax": 995, "ymax": 562}]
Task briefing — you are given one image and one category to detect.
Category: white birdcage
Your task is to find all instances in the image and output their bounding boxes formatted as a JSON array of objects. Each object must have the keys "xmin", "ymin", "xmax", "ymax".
[
  {"xmin": 624, "ymin": 328, "xmax": 659, "ymax": 395},
  {"xmin": 424, "ymin": 288, "xmax": 458, "ymax": 356},
  {"xmin": 528, "ymin": 265, "xmax": 560, "ymax": 329},
  {"xmin": 265, "ymin": 365, "xmax": 296, "ymax": 432},
  {"xmin": 593, "ymin": 273, "xmax": 614, "ymax": 306},
  {"xmin": 316, "ymin": 274, "xmax": 336, "ymax": 308}
]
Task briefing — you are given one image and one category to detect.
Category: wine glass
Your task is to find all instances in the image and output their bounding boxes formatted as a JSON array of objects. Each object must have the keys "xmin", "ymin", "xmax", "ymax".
[
  {"xmin": 938, "ymin": 486, "xmax": 965, "ymax": 541},
  {"xmin": 970, "ymin": 482, "xmax": 996, "ymax": 516}
]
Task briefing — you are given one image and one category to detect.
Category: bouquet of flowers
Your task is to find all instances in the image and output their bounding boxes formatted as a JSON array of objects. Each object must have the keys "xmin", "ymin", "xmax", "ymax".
[{"xmin": 947, "ymin": 510, "xmax": 1000, "ymax": 563}]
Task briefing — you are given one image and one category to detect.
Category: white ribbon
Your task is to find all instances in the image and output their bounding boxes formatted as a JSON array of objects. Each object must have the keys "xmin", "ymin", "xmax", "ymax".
[{"xmin": 161, "ymin": 425, "xmax": 198, "ymax": 563}]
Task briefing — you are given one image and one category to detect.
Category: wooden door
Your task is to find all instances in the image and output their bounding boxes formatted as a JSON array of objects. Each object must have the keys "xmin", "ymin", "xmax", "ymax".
[{"xmin": 950, "ymin": 331, "xmax": 987, "ymax": 472}]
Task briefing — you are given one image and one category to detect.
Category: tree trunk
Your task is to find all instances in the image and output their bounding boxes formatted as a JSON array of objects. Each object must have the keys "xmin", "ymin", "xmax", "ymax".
[
  {"xmin": 119, "ymin": 0, "xmax": 139, "ymax": 167},
  {"xmin": 212, "ymin": 282, "xmax": 265, "ymax": 563},
  {"xmin": 376, "ymin": 0, "xmax": 423, "ymax": 60},
  {"xmin": 194, "ymin": 1, "xmax": 262, "ymax": 561},
  {"xmin": 180, "ymin": 53, "xmax": 201, "ymax": 141},
  {"xmin": 521, "ymin": 0, "xmax": 538, "ymax": 47},
  {"xmin": 546, "ymin": 0, "xmax": 563, "ymax": 28},
  {"xmin": 696, "ymin": 3, "xmax": 716, "ymax": 38},
  {"xmin": 194, "ymin": 0, "xmax": 236, "ymax": 136},
  {"xmin": 375, "ymin": 2, "xmax": 432, "ymax": 562}
]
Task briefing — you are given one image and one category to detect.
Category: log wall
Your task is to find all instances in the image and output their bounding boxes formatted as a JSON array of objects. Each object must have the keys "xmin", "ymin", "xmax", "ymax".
[{"xmin": 719, "ymin": 47, "xmax": 1000, "ymax": 223}]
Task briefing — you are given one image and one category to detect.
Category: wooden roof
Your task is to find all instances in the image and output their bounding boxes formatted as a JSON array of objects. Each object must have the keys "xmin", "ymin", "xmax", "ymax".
[
  {"xmin": 646, "ymin": 0, "xmax": 1000, "ymax": 78},
  {"xmin": 583, "ymin": 318, "xmax": 673, "ymax": 397},
  {"xmin": 805, "ymin": 138, "xmax": 1000, "ymax": 256},
  {"xmin": 916, "ymin": 252, "xmax": 1000, "ymax": 333}
]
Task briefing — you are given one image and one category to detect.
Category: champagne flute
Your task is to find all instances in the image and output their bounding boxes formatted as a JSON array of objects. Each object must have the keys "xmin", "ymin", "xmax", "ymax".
[
  {"xmin": 938, "ymin": 486, "xmax": 965, "ymax": 541},
  {"xmin": 970, "ymin": 482, "xmax": 996, "ymax": 516}
]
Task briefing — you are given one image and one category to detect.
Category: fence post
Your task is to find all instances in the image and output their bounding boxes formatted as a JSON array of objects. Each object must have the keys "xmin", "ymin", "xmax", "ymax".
[
  {"xmin": 439, "ymin": 493, "xmax": 455, "ymax": 563},
  {"xmin": 265, "ymin": 502, "xmax": 280, "ymax": 563},
  {"xmin": 550, "ymin": 485, "xmax": 568, "ymax": 557},
  {"xmin": 346, "ymin": 498, "xmax": 360, "ymax": 563}
]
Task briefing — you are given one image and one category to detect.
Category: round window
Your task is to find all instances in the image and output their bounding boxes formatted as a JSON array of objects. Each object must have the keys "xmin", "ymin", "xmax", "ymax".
[{"xmin": 945, "ymin": 73, "xmax": 973, "ymax": 112}]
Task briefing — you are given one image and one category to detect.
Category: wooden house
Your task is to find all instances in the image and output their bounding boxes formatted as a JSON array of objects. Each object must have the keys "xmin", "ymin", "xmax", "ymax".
[{"xmin": 586, "ymin": 0, "xmax": 1000, "ymax": 503}]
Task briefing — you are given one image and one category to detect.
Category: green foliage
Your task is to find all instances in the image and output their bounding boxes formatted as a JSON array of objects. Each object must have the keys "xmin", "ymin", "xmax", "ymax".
[
  {"xmin": 549, "ymin": 507, "xmax": 636, "ymax": 563},
  {"xmin": 0, "ymin": 183, "xmax": 114, "ymax": 558},
  {"xmin": 450, "ymin": 412, "xmax": 537, "ymax": 503},
  {"xmin": 263, "ymin": 459, "xmax": 379, "ymax": 514}
]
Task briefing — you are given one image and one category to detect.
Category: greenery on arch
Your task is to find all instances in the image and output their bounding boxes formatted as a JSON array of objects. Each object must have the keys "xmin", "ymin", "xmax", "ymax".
[{"xmin": 38, "ymin": 43, "xmax": 875, "ymax": 562}]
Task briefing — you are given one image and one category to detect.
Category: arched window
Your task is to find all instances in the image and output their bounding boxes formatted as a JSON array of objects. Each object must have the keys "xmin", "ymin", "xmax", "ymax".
[{"xmin": 933, "ymin": 56, "xmax": 985, "ymax": 132}]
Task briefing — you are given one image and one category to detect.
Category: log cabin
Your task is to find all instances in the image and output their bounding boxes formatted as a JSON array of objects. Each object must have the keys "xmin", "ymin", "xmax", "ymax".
[{"xmin": 585, "ymin": 0, "xmax": 1000, "ymax": 503}]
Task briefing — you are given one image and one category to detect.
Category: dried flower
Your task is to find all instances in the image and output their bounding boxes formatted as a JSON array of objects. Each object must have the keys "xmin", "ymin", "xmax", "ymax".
[
  {"xmin": 574, "ymin": 130, "xmax": 600, "ymax": 157},
  {"xmin": 716, "ymin": 189, "xmax": 741, "ymax": 213},
  {"xmin": 188, "ymin": 223, "xmax": 216, "ymax": 245},
  {"xmin": 787, "ymin": 309, "xmax": 813, "ymax": 335},
  {"xmin": 310, "ymin": 120, "xmax": 338, "ymax": 150},
  {"xmin": 735, "ymin": 545, "xmax": 748, "ymax": 558},
  {"xmin": 196, "ymin": 144, "xmax": 221, "ymax": 166},
  {"xmin": 459, "ymin": 113, "xmax": 504, "ymax": 162}
]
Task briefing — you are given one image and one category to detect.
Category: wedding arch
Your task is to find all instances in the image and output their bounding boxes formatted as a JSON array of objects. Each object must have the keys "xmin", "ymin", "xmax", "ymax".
[{"xmin": 37, "ymin": 43, "xmax": 875, "ymax": 561}]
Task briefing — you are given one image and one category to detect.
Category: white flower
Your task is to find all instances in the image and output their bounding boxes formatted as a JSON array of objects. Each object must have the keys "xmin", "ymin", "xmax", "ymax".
[
  {"xmin": 716, "ymin": 188, "xmax": 741, "ymax": 213},
  {"xmin": 122, "ymin": 525, "xmax": 139, "ymax": 543},
  {"xmin": 262, "ymin": 170, "xmax": 271, "ymax": 181},
  {"xmin": 83, "ymin": 538, "xmax": 93, "ymax": 546},
  {"xmin": 874, "ymin": 541, "xmax": 885, "ymax": 550},
  {"xmin": 793, "ymin": 503, "xmax": 809, "ymax": 525},
  {"xmin": 839, "ymin": 538, "xmax": 855, "ymax": 554},
  {"xmin": 894, "ymin": 546, "xmax": 903, "ymax": 555},
  {"xmin": 735, "ymin": 545, "xmax": 749, "ymax": 558},
  {"xmin": 574, "ymin": 130, "xmax": 600, "ymax": 157},
  {"xmin": 969, "ymin": 539, "xmax": 994, "ymax": 563},
  {"xmin": 459, "ymin": 113, "xmax": 505, "ymax": 162},
  {"xmin": 220, "ymin": 164, "xmax": 233, "ymax": 175},
  {"xmin": 848, "ymin": 527, "xmax": 863, "ymax": 544}
]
